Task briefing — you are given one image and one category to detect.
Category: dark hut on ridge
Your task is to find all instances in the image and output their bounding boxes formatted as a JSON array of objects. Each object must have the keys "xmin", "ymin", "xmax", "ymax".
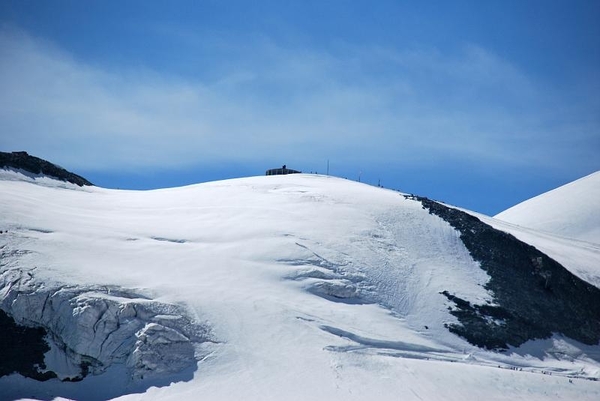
[{"xmin": 265, "ymin": 165, "xmax": 301, "ymax": 176}]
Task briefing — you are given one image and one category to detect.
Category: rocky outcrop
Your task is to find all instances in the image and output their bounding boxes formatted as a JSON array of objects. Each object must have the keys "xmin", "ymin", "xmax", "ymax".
[
  {"xmin": 409, "ymin": 195, "xmax": 600, "ymax": 350},
  {"xmin": 0, "ymin": 151, "xmax": 92, "ymax": 186},
  {"xmin": 0, "ymin": 309, "xmax": 56, "ymax": 381}
]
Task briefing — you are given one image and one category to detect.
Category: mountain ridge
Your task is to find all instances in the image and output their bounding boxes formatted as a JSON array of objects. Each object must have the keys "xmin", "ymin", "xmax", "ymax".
[
  {"xmin": 1, "ymin": 157, "xmax": 599, "ymax": 400},
  {"xmin": 495, "ymin": 171, "xmax": 600, "ymax": 244},
  {"xmin": 0, "ymin": 151, "xmax": 92, "ymax": 186},
  {"xmin": 414, "ymin": 195, "xmax": 600, "ymax": 349}
]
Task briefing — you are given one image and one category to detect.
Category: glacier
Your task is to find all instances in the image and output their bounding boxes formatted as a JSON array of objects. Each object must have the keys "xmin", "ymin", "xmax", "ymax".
[
  {"xmin": 0, "ymin": 245, "xmax": 214, "ymax": 384},
  {"xmin": 1, "ymin": 168, "xmax": 599, "ymax": 400}
]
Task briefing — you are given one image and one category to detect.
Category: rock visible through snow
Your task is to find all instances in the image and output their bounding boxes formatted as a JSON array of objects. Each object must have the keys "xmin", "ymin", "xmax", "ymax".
[
  {"xmin": 0, "ymin": 151, "xmax": 92, "ymax": 186},
  {"xmin": 412, "ymin": 195, "xmax": 600, "ymax": 350},
  {"xmin": 0, "ymin": 253, "xmax": 215, "ymax": 385}
]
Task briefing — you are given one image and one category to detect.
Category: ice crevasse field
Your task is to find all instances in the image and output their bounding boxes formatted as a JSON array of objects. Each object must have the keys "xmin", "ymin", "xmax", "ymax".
[{"xmin": 0, "ymin": 169, "xmax": 599, "ymax": 400}]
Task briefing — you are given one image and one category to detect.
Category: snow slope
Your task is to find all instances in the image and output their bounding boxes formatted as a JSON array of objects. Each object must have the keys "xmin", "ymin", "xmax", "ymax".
[
  {"xmin": 495, "ymin": 171, "xmax": 600, "ymax": 244},
  {"xmin": 475, "ymin": 212, "xmax": 600, "ymax": 289},
  {"xmin": 1, "ymin": 171, "xmax": 599, "ymax": 400}
]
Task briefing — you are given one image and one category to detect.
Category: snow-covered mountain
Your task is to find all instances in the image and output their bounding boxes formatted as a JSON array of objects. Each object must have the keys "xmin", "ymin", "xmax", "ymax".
[
  {"xmin": 1, "ymin": 159, "xmax": 599, "ymax": 401},
  {"xmin": 495, "ymin": 171, "xmax": 600, "ymax": 244}
]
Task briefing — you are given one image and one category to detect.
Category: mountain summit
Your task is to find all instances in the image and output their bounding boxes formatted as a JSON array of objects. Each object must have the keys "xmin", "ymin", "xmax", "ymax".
[
  {"xmin": 0, "ymin": 157, "xmax": 599, "ymax": 400},
  {"xmin": 495, "ymin": 171, "xmax": 600, "ymax": 244}
]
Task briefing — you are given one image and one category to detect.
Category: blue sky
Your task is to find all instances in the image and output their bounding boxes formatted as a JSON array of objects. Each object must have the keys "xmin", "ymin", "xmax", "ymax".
[{"xmin": 1, "ymin": 1, "xmax": 598, "ymax": 215}]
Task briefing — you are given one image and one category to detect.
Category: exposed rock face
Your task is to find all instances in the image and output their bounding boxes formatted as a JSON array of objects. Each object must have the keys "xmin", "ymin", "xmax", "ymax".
[
  {"xmin": 0, "ymin": 248, "xmax": 214, "ymax": 383},
  {"xmin": 409, "ymin": 195, "xmax": 600, "ymax": 350},
  {"xmin": 0, "ymin": 309, "xmax": 56, "ymax": 381},
  {"xmin": 0, "ymin": 151, "xmax": 92, "ymax": 186}
]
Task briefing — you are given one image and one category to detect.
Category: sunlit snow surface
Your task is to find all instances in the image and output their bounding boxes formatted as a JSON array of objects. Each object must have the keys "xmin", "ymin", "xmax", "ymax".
[
  {"xmin": 495, "ymin": 171, "xmax": 600, "ymax": 245},
  {"xmin": 1, "ymin": 170, "xmax": 599, "ymax": 400}
]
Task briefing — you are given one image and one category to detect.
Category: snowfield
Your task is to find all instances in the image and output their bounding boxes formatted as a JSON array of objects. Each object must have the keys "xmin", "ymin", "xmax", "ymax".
[
  {"xmin": 495, "ymin": 171, "xmax": 600, "ymax": 245},
  {"xmin": 0, "ymin": 170, "xmax": 599, "ymax": 400}
]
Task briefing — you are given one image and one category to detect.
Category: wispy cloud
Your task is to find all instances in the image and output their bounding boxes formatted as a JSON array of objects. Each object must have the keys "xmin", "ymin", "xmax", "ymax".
[{"xmin": 0, "ymin": 27, "xmax": 597, "ymax": 174}]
